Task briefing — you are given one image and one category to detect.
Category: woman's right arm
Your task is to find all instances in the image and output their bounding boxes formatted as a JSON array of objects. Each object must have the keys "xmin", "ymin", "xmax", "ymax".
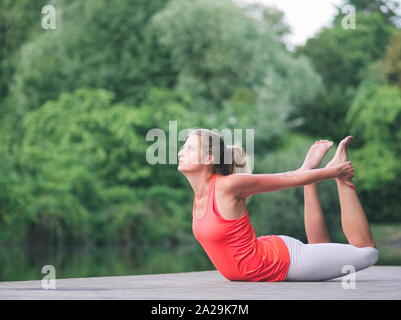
[{"xmin": 223, "ymin": 161, "xmax": 354, "ymax": 200}]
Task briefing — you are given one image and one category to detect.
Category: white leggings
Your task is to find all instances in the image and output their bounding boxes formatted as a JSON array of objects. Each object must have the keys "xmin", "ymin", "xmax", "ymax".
[{"xmin": 278, "ymin": 235, "xmax": 379, "ymax": 281}]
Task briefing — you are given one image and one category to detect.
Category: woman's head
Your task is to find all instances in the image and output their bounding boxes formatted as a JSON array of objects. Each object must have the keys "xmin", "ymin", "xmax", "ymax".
[{"xmin": 178, "ymin": 128, "xmax": 252, "ymax": 176}]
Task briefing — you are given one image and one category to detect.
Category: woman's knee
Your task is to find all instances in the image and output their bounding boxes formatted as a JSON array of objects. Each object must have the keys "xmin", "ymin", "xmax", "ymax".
[{"xmin": 359, "ymin": 247, "xmax": 379, "ymax": 268}]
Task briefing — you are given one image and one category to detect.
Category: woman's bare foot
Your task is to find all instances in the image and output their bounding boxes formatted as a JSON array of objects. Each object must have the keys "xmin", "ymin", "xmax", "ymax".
[
  {"xmin": 325, "ymin": 136, "xmax": 356, "ymax": 189},
  {"xmin": 299, "ymin": 140, "xmax": 334, "ymax": 170}
]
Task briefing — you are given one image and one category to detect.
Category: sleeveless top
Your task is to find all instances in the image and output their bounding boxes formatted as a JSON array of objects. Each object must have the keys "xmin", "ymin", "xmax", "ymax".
[{"xmin": 192, "ymin": 174, "xmax": 291, "ymax": 282}]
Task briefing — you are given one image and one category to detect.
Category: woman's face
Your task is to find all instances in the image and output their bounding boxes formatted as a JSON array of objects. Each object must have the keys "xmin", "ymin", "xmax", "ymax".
[{"xmin": 177, "ymin": 134, "xmax": 209, "ymax": 173}]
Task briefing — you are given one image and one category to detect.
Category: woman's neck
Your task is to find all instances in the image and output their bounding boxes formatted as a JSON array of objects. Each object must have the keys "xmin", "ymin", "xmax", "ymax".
[{"xmin": 187, "ymin": 172, "xmax": 214, "ymax": 200}]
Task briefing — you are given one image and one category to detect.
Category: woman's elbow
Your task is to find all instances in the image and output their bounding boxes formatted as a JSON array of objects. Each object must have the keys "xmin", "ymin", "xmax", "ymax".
[{"xmin": 281, "ymin": 173, "xmax": 306, "ymax": 189}]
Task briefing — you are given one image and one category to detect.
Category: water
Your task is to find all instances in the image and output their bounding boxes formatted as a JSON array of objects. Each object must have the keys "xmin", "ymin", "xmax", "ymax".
[
  {"xmin": 1, "ymin": 242, "xmax": 399, "ymax": 281},
  {"xmin": 0, "ymin": 244, "xmax": 214, "ymax": 281}
]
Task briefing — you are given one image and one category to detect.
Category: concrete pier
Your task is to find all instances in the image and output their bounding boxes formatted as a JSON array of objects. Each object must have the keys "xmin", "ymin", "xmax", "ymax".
[{"xmin": 0, "ymin": 266, "xmax": 400, "ymax": 300}]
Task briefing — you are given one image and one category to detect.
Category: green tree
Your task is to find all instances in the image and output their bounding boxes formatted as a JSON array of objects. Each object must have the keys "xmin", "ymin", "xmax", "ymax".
[
  {"xmin": 345, "ymin": 83, "xmax": 401, "ymax": 221},
  {"xmin": 2, "ymin": 0, "xmax": 175, "ymax": 167},
  {"xmin": 0, "ymin": 0, "xmax": 49, "ymax": 157},
  {"xmin": 0, "ymin": 0, "xmax": 48, "ymax": 102},
  {"xmin": 2, "ymin": 87, "xmax": 194, "ymax": 246},
  {"xmin": 320, "ymin": 23, "xmax": 401, "ymax": 223},
  {"xmin": 298, "ymin": 12, "xmax": 394, "ymax": 89},
  {"xmin": 7, "ymin": 0, "xmax": 322, "ymax": 153},
  {"xmin": 0, "ymin": 154, "xmax": 29, "ymax": 244},
  {"xmin": 9, "ymin": 0, "xmax": 173, "ymax": 115},
  {"xmin": 293, "ymin": 11, "xmax": 396, "ymax": 141},
  {"xmin": 150, "ymin": 0, "xmax": 322, "ymax": 147},
  {"xmin": 382, "ymin": 30, "xmax": 401, "ymax": 90},
  {"xmin": 240, "ymin": 2, "xmax": 292, "ymax": 43},
  {"xmin": 339, "ymin": 0, "xmax": 401, "ymax": 26}
]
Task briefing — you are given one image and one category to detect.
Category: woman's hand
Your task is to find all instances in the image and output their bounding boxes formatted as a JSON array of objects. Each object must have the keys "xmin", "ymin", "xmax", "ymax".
[
  {"xmin": 335, "ymin": 161, "xmax": 356, "ymax": 189},
  {"xmin": 335, "ymin": 161, "xmax": 354, "ymax": 176}
]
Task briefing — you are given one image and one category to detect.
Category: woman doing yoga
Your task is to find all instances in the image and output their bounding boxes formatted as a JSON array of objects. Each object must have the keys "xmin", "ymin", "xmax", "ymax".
[{"xmin": 177, "ymin": 129, "xmax": 378, "ymax": 282}]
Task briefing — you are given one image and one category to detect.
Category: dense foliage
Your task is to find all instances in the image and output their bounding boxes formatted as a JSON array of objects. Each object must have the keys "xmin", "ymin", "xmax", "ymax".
[{"xmin": 0, "ymin": 0, "xmax": 400, "ymax": 249}]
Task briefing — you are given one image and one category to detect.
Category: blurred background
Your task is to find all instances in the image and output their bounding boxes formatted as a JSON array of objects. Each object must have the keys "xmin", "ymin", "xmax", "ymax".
[{"xmin": 0, "ymin": 0, "xmax": 400, "ymax": 281}]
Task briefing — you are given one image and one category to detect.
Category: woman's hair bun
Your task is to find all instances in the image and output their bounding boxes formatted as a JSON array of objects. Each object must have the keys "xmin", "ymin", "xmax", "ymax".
[{"xmin": 226, "ymin": 145, "xmax": 251, "ymax": 173}]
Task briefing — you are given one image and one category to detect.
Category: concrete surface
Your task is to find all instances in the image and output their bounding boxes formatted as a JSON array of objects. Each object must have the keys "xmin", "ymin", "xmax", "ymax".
[{"xmin": 0, "ymin": 266, "xmax": 400, "ymax": 300}]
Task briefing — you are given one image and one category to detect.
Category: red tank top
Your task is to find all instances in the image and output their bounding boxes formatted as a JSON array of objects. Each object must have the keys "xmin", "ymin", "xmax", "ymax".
[{"xmin": 192, "ymin": 174, "xmax": 290, "ymax": 282}]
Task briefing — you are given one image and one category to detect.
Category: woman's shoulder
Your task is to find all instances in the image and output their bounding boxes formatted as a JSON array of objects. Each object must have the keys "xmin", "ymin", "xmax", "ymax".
[{"xmin": 215, "ymin": 174, "xmax": 245, "ymax": 202}]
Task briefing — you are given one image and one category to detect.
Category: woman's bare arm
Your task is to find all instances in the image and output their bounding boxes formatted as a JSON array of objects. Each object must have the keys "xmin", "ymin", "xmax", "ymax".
[{"xmin": 224, "ymin": 161, "xmax": 354, "ymax": 199}]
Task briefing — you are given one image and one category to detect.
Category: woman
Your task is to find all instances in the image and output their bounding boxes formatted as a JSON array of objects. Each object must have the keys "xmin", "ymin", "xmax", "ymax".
[{"xmin": 177, "ymin": 128, "xmax": 378, "ymax": 282}]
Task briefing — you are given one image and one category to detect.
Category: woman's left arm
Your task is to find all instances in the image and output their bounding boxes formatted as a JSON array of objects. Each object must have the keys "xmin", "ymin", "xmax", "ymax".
[{"xmin": 223, "ymin": 162, "xmax": 354, "ymax": 199}]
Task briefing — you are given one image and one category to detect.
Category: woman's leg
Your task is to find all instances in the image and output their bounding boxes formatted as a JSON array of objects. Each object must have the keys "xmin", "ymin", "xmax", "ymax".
[
  {"xmin": 326, "ymin": 136, "xmax": 376, "ymax": 248},
  {"xmin": 278, "ymin": 235, "xmax": 379, "ymax": 281},
  {"xmin": 298, "ymin": 140, "xmax": 333, "ymax": 244},
  {"xmin": 335, "ymin": 179, "xmax": 376, "ymax": 248},
  {"xmin": 304, "ymin": 183, "xmax": 331, "ymax": 243}
]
